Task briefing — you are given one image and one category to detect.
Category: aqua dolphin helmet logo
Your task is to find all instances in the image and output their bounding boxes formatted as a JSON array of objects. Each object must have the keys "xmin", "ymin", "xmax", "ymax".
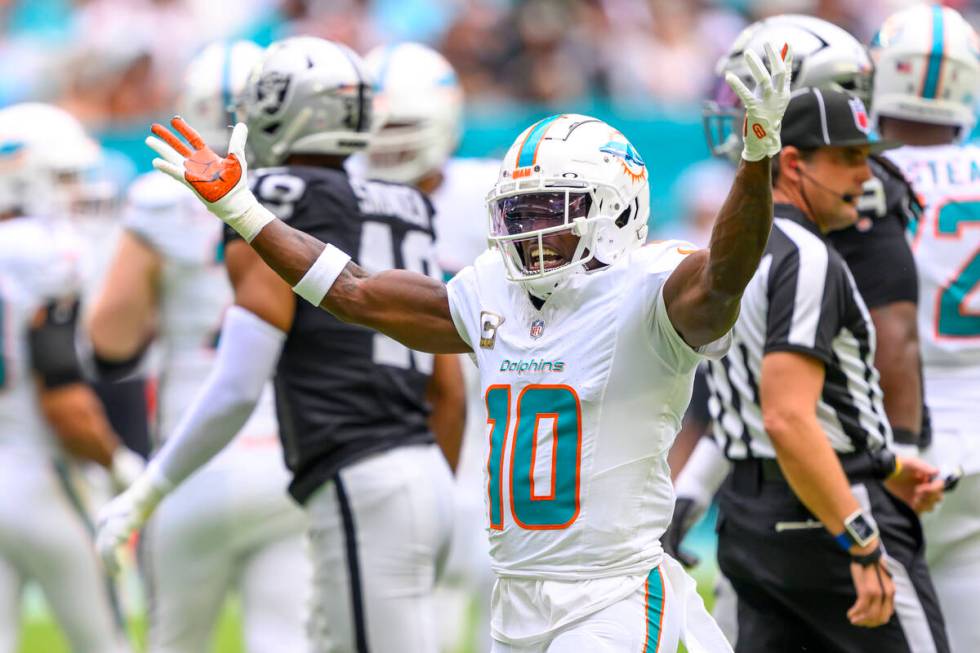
[{"xmin": 598, "ymin": 139, "xmax": 646, "ymax": 183}]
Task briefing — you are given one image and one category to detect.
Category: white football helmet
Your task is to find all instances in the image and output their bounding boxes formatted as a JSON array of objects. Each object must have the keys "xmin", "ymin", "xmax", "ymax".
[
  {"xmin": 177, "ymin": 40, "xmax": 265, "ymax": 152},
  {"xmin": 0, "ymin": 103, "xmax": 102, "ymax": 218},
  {"xmin": 705, "ymin": 15, "xmax": 873, "ymax": 162},
  {"xmin": 236, "ymin": 36, "xmax": 375, "ymax": 167},
  {"xmin": 363, "ymin": 42, "xmax": 463, "ymax": 184},
  {"xmin": 487, "ymin": 114, "xmax": 649, "ymax": 300},
  {"xmin": 870, "ymin": 4, "xmax": 980, "ymax": 136}
]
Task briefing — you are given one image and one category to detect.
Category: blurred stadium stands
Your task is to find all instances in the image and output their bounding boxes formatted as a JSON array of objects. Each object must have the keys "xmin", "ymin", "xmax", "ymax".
[{"xmin": 7, "ymin": 0, "xmax": 976, "ymax": 238}]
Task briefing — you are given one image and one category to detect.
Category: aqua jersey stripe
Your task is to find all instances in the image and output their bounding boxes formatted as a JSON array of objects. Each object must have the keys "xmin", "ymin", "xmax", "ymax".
[
  {"xmin": 517, "ymin": 115, "xmax": 560, "ymax": 168},
  {"xmin": 922, "ymin": 5, "xmax": 945, "ymax": 99},
  {"xmin": 643, "ymin": 566, "xmax": 666, "ymax": 652}
]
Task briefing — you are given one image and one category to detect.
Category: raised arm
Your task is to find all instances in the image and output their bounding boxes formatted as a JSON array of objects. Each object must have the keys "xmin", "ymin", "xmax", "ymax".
[
  {"xmin": 147, "ymin": 118, "xmax": 469, "ymax": 354},
  {"xmin": 664, "ymin": 42, "xmax": 791, "ymax": 347}
]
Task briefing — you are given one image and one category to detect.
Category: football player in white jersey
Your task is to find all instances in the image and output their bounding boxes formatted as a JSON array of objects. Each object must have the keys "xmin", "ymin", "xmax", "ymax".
[
  {"xmin": 136, "ymin": 36, "xmax": 792, "ymax": 651},
  {"xmin": 363, "ymin": 41, "xmax": 499, "ymax": 653},
  {"xmin": 0, "ymin": 103, "xmax": 134, "ymax": 653},
  {"xmin": 88, "ymin": 42, "xmax": 310, "ymax": 653},
  {"xmin": 870, "ymin": 5, "xmax": 980, "ymax": 650}
]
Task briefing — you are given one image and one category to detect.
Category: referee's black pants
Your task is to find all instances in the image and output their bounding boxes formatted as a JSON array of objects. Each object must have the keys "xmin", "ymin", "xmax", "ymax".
[{"xmin": 717, "ymin": 459, "xmax": 950, "ymax": 653}]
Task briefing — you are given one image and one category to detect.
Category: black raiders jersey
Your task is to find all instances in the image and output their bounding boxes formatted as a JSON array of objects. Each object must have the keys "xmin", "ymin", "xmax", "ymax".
[
  {"xmin": 225, "ymin": 165, "xmax": 440, "ymax": 503},
  {"xmin": 827, "ymin": 153, "xmax": 930, "ymax": 447},
  {"xmin": 828, "ymin": 154, "xmax": 922, "ymax": 309}
]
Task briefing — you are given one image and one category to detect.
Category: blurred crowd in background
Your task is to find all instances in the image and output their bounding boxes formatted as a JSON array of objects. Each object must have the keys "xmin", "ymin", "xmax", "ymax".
[{"xmin": 1, "ymin": 0, "xmax": 978, "ymax": 233}]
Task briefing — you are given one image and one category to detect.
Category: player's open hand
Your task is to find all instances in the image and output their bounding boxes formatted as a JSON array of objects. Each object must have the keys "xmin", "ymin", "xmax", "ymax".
[
  {"xmin": 725, "ymin": 41, "xmax": 793, "ymax": 162},
  {"xmin": 146, "ymin": 118, "xmax": 271, "ymax": 241}
]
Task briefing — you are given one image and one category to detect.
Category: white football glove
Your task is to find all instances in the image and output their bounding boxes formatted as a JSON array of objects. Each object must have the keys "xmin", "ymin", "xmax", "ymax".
[
  {"xmin": 725, "ymin": 41, "xmax": 793, "ymax": 162},
  {"xmin": 146, "ymin": 117, "xmax": 274, "ymax": 242},
  {"xmin": 95, "ymin": 465, "xmax": 172, "ymax": 575},
  {"xmin": 108, "ymin": 445, "xmax": 145, "ymax": 493}
]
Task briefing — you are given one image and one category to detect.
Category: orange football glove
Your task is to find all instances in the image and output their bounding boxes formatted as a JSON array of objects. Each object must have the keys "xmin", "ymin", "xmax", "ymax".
[{"xmin": 146, "ymin": 117, "xmax": 274, "ymax": 241}]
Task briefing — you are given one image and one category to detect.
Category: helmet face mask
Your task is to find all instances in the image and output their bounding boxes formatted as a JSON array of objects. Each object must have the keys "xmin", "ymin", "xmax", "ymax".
[
  {"xmin": 237, "ymin": 37, "xmax": 376, "ymax": 167},
  {"xmin": 703, "ymin": 76, "xmax": 744, "ymax": 162},
  {"xmin": 487, "ymin": 114, "xmax": 649, "ymax": 300},
  {"xmin": 490, "ymin": 190, "xmax": 592, "ymax": 279}
]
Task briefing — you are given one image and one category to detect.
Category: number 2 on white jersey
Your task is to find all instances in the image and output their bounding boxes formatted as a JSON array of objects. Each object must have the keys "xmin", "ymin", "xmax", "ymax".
[
  {"xmin": 486, "ymin": 384, "xmax": 582, "ymax": 530},
  {"xmin": 931, "ymin": 200, "xmax": 980, "ymax": 337}
]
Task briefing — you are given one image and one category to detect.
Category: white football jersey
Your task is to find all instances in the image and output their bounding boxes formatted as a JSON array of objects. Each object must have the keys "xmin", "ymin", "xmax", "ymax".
[
  {"xmin": 446, "ymin": 242, "xmax": 729, "ymax": 580},
  {"xmin": 0, "ymin": 216, "xmax": 83, "ymax": 457},
  {"xmin": 432, "ymin": 158, "xmax": 500, "ymax": 276},
  {"xmin": 886, "ymin": 144, "xmax": 980, "ymax": 386},
  {"xmin": 124, "ymin": 173, "xmax": 277, "ymax": 444}
]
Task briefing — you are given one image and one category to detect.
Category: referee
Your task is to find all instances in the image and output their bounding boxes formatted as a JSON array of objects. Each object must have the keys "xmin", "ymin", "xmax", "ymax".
[{"xmin": 708, "ymin": 87, "xmax": 950, "ymax": 652}]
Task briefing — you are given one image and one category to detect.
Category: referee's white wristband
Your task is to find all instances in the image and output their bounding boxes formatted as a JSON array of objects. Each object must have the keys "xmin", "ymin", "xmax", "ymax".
[{"xmin": 292, "ymin": 244, "xmax": 351, "ymax": 306}]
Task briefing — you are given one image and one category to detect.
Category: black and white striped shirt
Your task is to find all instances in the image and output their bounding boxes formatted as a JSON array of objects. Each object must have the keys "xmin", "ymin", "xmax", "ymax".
[{"xmin": 707, "ymin": 204, "xmax": 892, "ymax": 460}]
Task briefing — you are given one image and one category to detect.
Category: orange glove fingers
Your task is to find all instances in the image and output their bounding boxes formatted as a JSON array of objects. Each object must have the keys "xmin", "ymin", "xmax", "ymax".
[
  {"xmin": 151, "ymin": 123, "xmax": 192, "ymax": 157},
  {"xmin": 171, "ymin": 116, "xmax": 207, "ymax": 151}
]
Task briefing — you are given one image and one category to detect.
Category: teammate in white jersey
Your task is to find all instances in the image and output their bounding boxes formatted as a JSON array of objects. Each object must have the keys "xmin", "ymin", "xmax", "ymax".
[
  {"xmin": 363, "ymin": 41, "xmax": 498, "ymax": 653},
  {"xmin": 136, "ymin": 39, "xmax": 791, "ymax": 652},
  {"xmin": 0, "ymin": 103, "xmax": 135, "ymax": 653},
  {"xmin": 88, "ymin": 42, "xmax": 310, "ymax": 653},
  {"xmin": 871, "ymin": 6, "xmax": 980, "ymax": 650}
]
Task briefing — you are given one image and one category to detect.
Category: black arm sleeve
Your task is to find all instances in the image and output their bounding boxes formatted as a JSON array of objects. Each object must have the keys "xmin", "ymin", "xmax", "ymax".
[{"xmin": 29, "ymin": 298, "xmax": 85, "ymax": 389}]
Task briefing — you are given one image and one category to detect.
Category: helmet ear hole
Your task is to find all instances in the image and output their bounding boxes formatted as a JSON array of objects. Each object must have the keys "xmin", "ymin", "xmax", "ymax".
[{"xmin": 615, "ymin": 202, "xmax": 633, "ymax": 228}]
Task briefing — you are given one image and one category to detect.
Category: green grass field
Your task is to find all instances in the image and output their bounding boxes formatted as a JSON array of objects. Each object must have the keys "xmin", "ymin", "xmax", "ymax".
[
  {"xmin": 18, "ymin": 601, "xmax": 244, "ymax": 653},
  {"xmin": 17, "ymin": 577, "xmax": 716, "ymax": 653},
  {"xmin": 17, "ymin": 513, "xmax": 720, "ymax": 652}
]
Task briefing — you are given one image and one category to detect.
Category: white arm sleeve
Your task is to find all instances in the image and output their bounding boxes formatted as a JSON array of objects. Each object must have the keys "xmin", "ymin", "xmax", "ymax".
[
  {"xmin": 674, "ymin": 437, "xmax": 731, "ymax": 508},
  {"xmin": 146, "ymin": 305, "xmax": 285, "ymax": 487}
]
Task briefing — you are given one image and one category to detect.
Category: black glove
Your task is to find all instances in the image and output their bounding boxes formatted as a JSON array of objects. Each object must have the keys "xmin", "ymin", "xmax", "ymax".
[{"xmin": 661, "ymin": 497, "xmax": 702, "ymax": 568}]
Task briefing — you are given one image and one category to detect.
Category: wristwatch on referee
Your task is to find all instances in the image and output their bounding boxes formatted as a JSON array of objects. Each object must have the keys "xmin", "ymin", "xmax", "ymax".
[{"xmin": 835, "ymin": 510, "xmax": 879, "ymax": 551}]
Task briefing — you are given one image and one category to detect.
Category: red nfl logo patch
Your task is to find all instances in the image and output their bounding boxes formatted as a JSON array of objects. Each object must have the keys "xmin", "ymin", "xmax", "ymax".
[
  {"xmin": 530, "ymin": 319, "xmax": 545, "ymax": 339},
  {"xmin": 848, "ymin": 97, "xmax": 870, "ymax": 134}
]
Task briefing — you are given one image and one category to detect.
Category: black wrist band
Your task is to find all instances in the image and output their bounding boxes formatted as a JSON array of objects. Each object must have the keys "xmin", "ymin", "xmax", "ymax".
[
  {"xmin": 850, "ymin": 544, "xmax": 883, "ymax": 567},
  {"xmin": 871, "ymin": 449, "xmax": 898, "ymax": 479},
  {"xmin": 892, "ymin": 427, "xmax": 920, "ymax": 446}
]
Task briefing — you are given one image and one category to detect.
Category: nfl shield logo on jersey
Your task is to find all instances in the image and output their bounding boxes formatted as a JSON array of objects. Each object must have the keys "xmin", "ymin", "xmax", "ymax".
[{"xmin": 530, "ymin": 319, "xmax": 545, "ymax": 339}]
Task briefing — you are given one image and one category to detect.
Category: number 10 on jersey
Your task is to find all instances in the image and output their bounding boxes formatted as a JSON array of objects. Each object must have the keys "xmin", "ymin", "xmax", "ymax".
[{"xmin": 486, "ymin": 384, "xmax": 582, "ymax": 531}]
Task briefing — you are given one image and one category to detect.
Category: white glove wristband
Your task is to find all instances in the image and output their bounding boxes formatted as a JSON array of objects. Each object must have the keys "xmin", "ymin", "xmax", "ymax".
[
  {"xmin": 293, "ymin": 244, "xmax": 352, "ymax": 306},
  {"xmin": 225, "ymin": 197, "xmax": 277, "ymax": 243},
  {"xmin": 128, "ymin": 462, "xmax": 174, "ymax": 520}
]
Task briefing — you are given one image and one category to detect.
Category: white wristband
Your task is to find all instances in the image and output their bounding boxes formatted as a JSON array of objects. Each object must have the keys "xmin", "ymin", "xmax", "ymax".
[
  {"xmin": 226, "ymin": 200, "xmax": 276, "ymax": 243},
  {"xmin": 292, "ymin": 244, "xmax": 352, "ymax": 306}
]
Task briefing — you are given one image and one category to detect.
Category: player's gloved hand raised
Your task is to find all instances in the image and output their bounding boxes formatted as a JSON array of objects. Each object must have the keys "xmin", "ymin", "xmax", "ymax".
[
  {"xmin": 146, "ymin": 117, "xmax": 274, "ymax": 242},
  {"xmin": 661, "ymin": 496, "xmax": 705, "ymax": 568},
  {"xmin": 725, "ymin": 41, "xmax": 793, "ymax": 162},
  {"xmin": 95, "ymin": 466, "xmax": 173, "ymax": 575}
]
